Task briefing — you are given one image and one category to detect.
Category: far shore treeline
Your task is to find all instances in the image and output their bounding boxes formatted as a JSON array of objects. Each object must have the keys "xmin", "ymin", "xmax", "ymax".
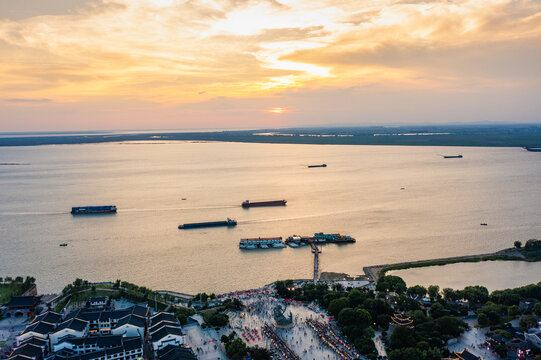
[{"xmin": 1, "ymin": 124, "xmax": 541, "ymax": 147}]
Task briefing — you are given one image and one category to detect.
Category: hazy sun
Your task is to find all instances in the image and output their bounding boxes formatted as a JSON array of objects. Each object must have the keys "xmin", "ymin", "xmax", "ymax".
[{"xmin": 266, "ymin": 107, "xmax": 290, "ymax": 114}]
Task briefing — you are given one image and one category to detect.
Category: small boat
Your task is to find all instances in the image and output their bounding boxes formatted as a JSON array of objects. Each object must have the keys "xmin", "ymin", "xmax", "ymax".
[
  {"xmin": 59, "ymin": 243, "xmax": 68, "ymax": 247},
  {"xmin": 524, "ymin": 147, "xmax": 541, "ymax": 152},
  {"xmin": 400, "ymin": 187, "xmax": 405, "ymax": 190},
  {"xmin": 480, "ymin": 223, "xmax": 488, "ymax": 226},
  {"xmin": 308, "ymin": 164, "xmax": 327, "ymax": 168},
  {"xmin": 181, "ymin": 198, "xmax": 187, "ymax": 200}
]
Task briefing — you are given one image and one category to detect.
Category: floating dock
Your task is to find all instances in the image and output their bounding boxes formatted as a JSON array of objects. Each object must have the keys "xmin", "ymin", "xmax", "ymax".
[{"xmin": 239, "ymin": 237, "xmax": 286, "ymax": 249}]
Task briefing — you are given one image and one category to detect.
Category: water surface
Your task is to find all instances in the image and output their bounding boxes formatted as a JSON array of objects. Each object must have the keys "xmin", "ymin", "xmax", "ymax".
[{"xmin": 0, "ymin": 142, "xmax": 540, "ymax": 294}]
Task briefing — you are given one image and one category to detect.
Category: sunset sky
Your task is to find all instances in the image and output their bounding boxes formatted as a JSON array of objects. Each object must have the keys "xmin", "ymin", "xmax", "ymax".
[{"xmin": 1, "ymin": 0, "xmax": 540, "ymax": 131}]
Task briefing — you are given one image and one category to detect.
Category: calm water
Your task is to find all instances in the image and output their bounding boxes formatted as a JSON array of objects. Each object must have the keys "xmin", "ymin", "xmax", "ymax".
[
  {"xmin": 388, "ymin": 261, "xmax": 541, "ymax": 292},
  {"xmin": 0, "ymin": 142, "xmax": 540, "ymax": 294}
]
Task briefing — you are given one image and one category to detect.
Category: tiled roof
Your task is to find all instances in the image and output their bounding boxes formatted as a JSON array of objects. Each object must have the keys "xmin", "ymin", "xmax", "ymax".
[
  {"xmin": 21, "ymin": 321, "xmax": 55, "ymax": 336},
  {"xmin": 151, "ymin": 326, "xmax": 184, "ymax": 342},
  {"xmin": 55, "ymin": 318, "xmax": 88, "ymax": 333},
  {"xmin": 151, "ymin": 312, "xmax": 177, "ymax": 325},
  {"xmin": 115, "ymin": 314, "xmax": 146, "ymax": 329},
  {"xmin": 157, "ymin": 345, "xmax": 197, "ymax": 360},
  {"xmin": 150, "ymin": 320, "xmax": 180, "ymax": 334}
]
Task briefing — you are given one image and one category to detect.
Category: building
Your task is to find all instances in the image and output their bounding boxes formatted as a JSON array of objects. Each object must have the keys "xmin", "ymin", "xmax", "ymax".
[
  {"xmin": 8, "ymin": 342, "xmax": 46, "ymax": 360},
  {"xmin": 63, "ymin": 305, "xmax": 149, "ymax": 334},
  {"xmin": 156, "ymin": 344, "xmax": 197, "ymax": 360},
  {"xmin": 49, "ymin": 337, "xmax": 143, "ymax": 360},
  {"xmin": 443, "ymin": 348, "xmax": 483, "ymax": 360},
  {"xmin": 149, "ymin": 312, "xmax": 186, "ymax": 355},
  {"xmin": 3, "ymin": 296, "xmax": 42, "ymax": 318},
  {"xmin": 110, "ymin": 314, "xmax": 146, "ymax": 339},
  {"xmin": 49, "ymin": 318, "xmax": 90, "ymax": 345},
  {"xmin": 17, "ymin": 321, "xmax": 56, "ymax": 346},
  {"xmin": 391, "ymin": 312, "xmax": 414, "ymax": 328},
  {"xmin": 87, "ymin": 296, "xmax": 109, "ymax": 309},
  {"xmin": 524, "ymin": 331, "xmax": 541, "ymax": 349}
]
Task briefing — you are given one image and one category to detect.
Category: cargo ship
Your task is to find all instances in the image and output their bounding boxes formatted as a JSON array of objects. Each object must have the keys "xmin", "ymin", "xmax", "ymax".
[
  {"xmin": 524, "ymin": 147, "xmax": 541, "ymax": 152},
  {"xmin": 239, "ymin": 237, "xmax": 286, "ymax": 249},
  {"xmin": 442, "ymin": 155, "xmax": 463, "ymax": 159},
  {"xmin": 308, "ymin": 164, "xmax": 327, "ymax": 168},
  {"xmin": 71, "ymin": 205, "xmax": 117, "ymax": 214},
  {"xmin": 242, "ymin": 200, "xmax": 287, "ymax": 208},
  {"xmin": 178, "ymin": 218, "xmax": 237, "ymax": 229}
]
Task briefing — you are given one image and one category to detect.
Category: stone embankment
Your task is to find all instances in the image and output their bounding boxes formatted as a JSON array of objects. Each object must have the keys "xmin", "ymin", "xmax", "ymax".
[{"xmin": 363, "ymin": 248, "xmax": 524, "ymax": 282}]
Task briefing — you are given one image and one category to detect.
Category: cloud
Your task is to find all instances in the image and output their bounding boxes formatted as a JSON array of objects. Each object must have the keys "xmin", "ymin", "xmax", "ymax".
[
  {"xmin": 0, "ymin": 0, "xmax": 539, "ymax": 130},
  {"xmin": 4, "ymin": 98, "xmax": 52, "ymax": 103}
]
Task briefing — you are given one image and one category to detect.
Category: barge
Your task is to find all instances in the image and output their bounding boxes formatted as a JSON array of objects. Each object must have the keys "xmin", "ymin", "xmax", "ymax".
[
  {"xmin": 71, "ymin": 205, "xmax": 117, "ymax": 214},
  {"xmin": 242, "ymin": 200, "xmax": 287, "ymax": 208},
  {"xmin": 308, "ymin": 164, "xmax": 327, "ymax": 168},
  {"xmin": 179, "ymin": 218, "xmax": 237, "ymax": 229},
  {"xmin": 239, "ymin": 237, "xmax": 286, "ymax": 249},
  {"xmin": 524, "ymin": 147, "xmax": 541, "ymax": 152},
  {"xmin": 442, "ymin": 155, "xmax": 463, "ymax": 159}
]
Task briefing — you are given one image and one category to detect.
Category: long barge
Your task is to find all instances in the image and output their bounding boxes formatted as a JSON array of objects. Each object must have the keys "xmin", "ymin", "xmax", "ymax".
[
  {"xmin": 71, "ymin": 205, "xmax": 117, "ymax": 214},
  {"xmin": 239, "ymin": 237, "xmax": 286, "ymax": 249},
  {"xmin": 179, "ymin": 218, "xmax": 237, "ymax": 229},
  {"xmin": 308, "ymin": 164, "xmax": 326, "ymax": 168},
  {"xmin": 442, "ymin": 155, "xmax": 463, "ymax": 158},
  {"xmin": 242, "ymin": 200, "xmax": 287, "ymax": 208}
]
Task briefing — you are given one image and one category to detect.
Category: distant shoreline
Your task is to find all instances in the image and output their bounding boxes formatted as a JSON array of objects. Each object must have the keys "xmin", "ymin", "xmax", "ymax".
[{"xmin": 1, "ymin": 124, "xmax": 541, "ymax": 147}]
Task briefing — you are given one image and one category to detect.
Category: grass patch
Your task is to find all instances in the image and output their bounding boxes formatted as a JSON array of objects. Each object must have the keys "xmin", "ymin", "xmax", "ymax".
[{"xmin": 0, "ymin": 283, "xmax": 26, "ymax": 305}]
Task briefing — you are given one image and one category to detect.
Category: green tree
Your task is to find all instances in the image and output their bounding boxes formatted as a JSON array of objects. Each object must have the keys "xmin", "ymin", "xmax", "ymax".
[
  {"xmin": 428, "ymin": 285, "xmax": 440, "ymax": 300},
  {"xmin": 226, "ymin": 338, "xmax": 247, "ymax": 360},
  {"xmin": 442, "ymin": 288, "xmax": 459, "ymax": 302},
  {"xmin": 328, "ymin": 297, "xmax": 350, "ymax": 317},
  {"xmin": 463, "ymin": 286, "xmax": 489, "ymax": 304},
  {"xmin": 407, "ymin": 285, "xmax": 427, "ymax": 298},
  {"xmin": 519, "ymin": 315, "xmax": 538, "ymax": 331},
  {"xmin": 533, "ymin": 302, "xmax": 541, "ymax": 316},
  {"xmin": 391, "ymin": 326, "xmax": 416, "ymax": 349},
  {"xmin": 477, "ymin": 313, "xmax": 490, "ymax": 327},
  {"xmin": 508, "ymin": 305, "xmax": 521, "ymax": 317},
  {"xmin": 514, "ymin": 241, "xmax": 522, "ymax": 248}
]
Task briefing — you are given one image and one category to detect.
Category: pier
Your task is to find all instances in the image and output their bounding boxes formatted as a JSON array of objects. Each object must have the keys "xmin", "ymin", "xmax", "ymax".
[{"xmin": 311, "ymin": 243, "xmax": 321, "ymax": 284}]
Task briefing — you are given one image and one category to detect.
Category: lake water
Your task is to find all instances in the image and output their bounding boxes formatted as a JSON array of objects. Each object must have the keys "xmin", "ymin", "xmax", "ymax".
[
  {"xmin": 0, "ymin": 142, "xmax": 540, "ymax": 294},
  {"xmin": 387, "ymin": 261, "xmax": 541, "ymax": 292}
]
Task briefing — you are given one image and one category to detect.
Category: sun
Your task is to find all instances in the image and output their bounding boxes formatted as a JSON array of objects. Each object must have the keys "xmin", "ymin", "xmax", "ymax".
[
  {"xmin": 148, "ymin": 0, "xmax": 173, "ymax": 7},
  {"xmin": 266, "ymin": 107, "xmax": 290, "ymax": 114}
]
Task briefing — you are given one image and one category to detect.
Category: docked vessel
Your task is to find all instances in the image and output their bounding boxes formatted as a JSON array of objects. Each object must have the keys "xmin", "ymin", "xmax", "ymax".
[
  {"xmin": 71, "ymin": 205, "xmax": 117, "ymax": 214},
  {"xmin": 313, "ymin": 232, "xmax": 356, "ymax": 243},
  {"xmin": 242, "ymin": 200, "xmax": 287, "ymax": 208},
  {"xmin": 442, "ymin": 155, "xmax": 463, "ymax": 159},
  {"xmin": 524, "ymin": 147, "xmax": 541, "ymax": 152},
  {"xmin": 285, "ymin": 233, "xmax": 356, "ymax": 247},
  {"xmin": 239, "ymin": 237, "xmax": 286, "ymax": 249},
  {"xmin": 179, "ymin": 218, "xmax": 237, "ymax": 229},
  {"xmin": 308, "ymin": 164, "xmax": 327, "ymax": 168}
]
